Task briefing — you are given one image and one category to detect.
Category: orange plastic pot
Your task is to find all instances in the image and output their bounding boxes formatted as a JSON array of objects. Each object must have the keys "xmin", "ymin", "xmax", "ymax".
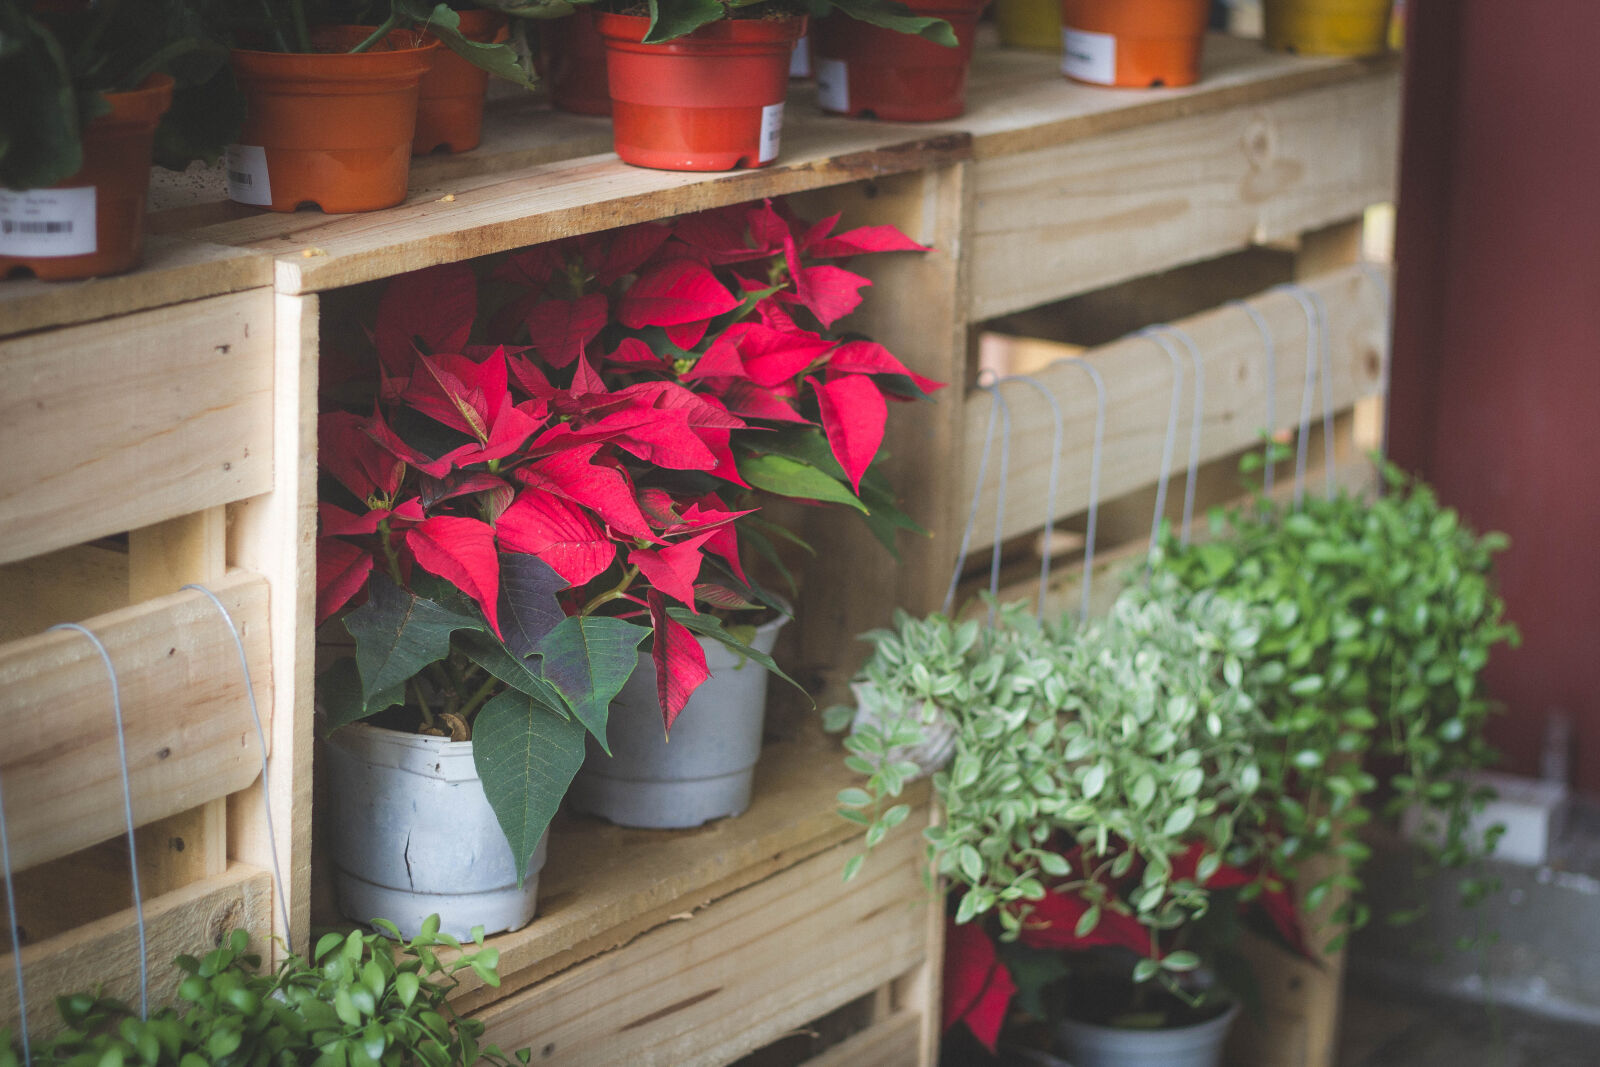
[
  {"xmin": 596, "ymin": 13, "xmax": 804, "ymax": 172},
  {"xmin": 1060, "ymin": 0, "xmax": 1209, "ymax": 88},
  {"xmin": 0, "ymin": 74, "xmax": 172, "ymax": 281},
  {"xmin": 811, "ymin": 0, "xmax": 988, "ymax": 121},
  {"xmin": 1263, "ymin": 0, "xmax": 1392, "ymax": 57},
  {"xmin": 545, "ymin": 10, "xmax": 612, "ymax": 116},
  {"xmin": 415, "ymin": 9, "xmax": 509, "ymax": 154},
  {"xmin": 228, "ymin": 27, "xmax": 437, "ymax": 213}
]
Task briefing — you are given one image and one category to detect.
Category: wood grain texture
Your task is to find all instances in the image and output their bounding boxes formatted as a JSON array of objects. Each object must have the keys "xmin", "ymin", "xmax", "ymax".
[
  {"xmin": 0, "ymin": 544, "xmax": 129, "ymax": 643},
  {"xmin": 0, "ymin": 571, "xmax": 271, "ymax": 873},
  {"xmin": 969, "ymin": 73, "xmax": 1400, "ymax": 318},
  {"xmin": 802, "ymin": 1011, "xmax": 921, "ymax": 1067},
  {"xmin": 0, "ymin": 864, "xmax": 273, "ymax": 1041},
  {"xmin": 227, "ymin": 293, "xmax": 319, "ymax": 959},
  {"xmin": 476, "ymin": 822, "xmax": 932, "ymax": 1067},
  {"xmin": 959, "ymin": 266, "xmax": 1388, "ymax": 555},
  {"xmin": 0, "ymin": 290, "xmax": 275, "ymax": 565}
]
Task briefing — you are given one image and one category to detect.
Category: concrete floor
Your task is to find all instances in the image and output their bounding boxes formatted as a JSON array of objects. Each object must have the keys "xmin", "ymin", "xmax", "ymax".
[{"xmin": 1337, "ymin": 983, "xmax": 1600, "ymax": 1067}]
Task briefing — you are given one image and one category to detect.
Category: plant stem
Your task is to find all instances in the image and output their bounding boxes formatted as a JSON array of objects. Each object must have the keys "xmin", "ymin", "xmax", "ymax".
[
  {"xmin": 456, "ymin": 674, "xmax": 500, "ymax": 723},
  {"xmin": 411, "ymin": 679, "xmax": 434, "ymax": 727},
  {"xmin": 580, "ymin": 565, "xmax": 640, "ymax": 616},
  {"xmin": 349, "ymin": 12, "xmax": 402, "ymax": 54},
  {"xmin": 376, "ymin": 518, "xmax": 405, "ymax": 585},
  {"xmin": 290, "ymin": 0, "xmax": 312, "ymax": 53}
]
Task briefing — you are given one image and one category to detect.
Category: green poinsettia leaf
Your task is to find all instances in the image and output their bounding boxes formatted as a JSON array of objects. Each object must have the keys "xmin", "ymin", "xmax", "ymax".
[
  {"xmin": 344, "ymin": 574, "xmax": 487, "ymax": 705},
  {"xmin": 663, "ymin": 607, "xmax": 809, "ymax": 701},
  {"xmin": 643, "ymin": 0, "xmax": 728, "ymax": 42},
  {"xmin": 0, "ymin": 6, "xmax": 80, "ymax": 189},
  {"xmin": 401, "ymin": 2, "xmax": 538, "ymax": 88},
  {"xmin": 818, "ymin": 0, "xmax": 956, "ymax": 45},
  {"xmin": 534, "ymin": 616, "xmax": 648, "ymax": 754},
  {"xmin": 457, "ymin": 631, "xmax": 571, "ymax": 717},
  {"xmin": 737, "ymin": 452, "xmax": 869, "ymax": 513},
  {"xmin": 471, "ymin": 690, "xmax": 587, "ymax": 883}
]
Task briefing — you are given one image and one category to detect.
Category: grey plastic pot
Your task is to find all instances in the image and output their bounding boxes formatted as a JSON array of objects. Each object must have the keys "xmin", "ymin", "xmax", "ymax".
[
  {"xmin": 1054, "ymin": 1002, "xmax": 1239, "ymax": 1067},
  {"xmin": 568, "ymin": 612, "xmax": 788, "ymax": 829},
  {"xmin": 325, "ymin": 723, "xmax": 548, "ymax": 940}
]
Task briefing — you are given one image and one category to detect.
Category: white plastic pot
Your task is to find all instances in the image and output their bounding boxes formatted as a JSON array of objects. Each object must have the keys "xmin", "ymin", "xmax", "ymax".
[
  {"xmin": 568, "ymin": 613, "xmax": 788, "ymax": 829},
  {"xmin": 1055, "ymin": 1002, "xmax": 1239, "ymax": 1067},
  {"xmin": 325, "ymin": 723, "xmax": 548, "ymax": 940}
]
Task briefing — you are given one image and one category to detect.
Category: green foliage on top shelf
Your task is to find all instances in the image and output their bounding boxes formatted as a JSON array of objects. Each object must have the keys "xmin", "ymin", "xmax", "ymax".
[{"xmin": 1, "ymin": 917, "xmax": 530, "ymax": 1066}]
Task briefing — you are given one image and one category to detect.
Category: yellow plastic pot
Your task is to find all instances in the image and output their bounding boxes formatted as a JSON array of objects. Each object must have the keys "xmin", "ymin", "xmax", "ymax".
[
  {"xmin": 995, "ymin": 0, "xmax": 1061, "ymax": 50},
  {"xmin": 1263, "ymin": 0, "xmax": 1392, "ymax": 57}
]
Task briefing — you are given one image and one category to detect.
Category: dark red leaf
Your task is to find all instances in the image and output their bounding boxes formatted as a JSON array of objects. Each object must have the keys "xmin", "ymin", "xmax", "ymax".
[
  {"xmin": 597, "ymin": 223, "xmax": 674, "ymax": 284},
  {"xmin": 406, "ymin": 515, "xmax": 503, "ymax": 635},
  {"xmin": 618, "ymin": 258, "xmax": 740, "ymax": 328},
  {"xmin": 516, "ymin": 446, "xmax": 658, "ymax": 542},
  {"xmin": 806, "ymin": 223, "xmax": 928, "ymax": 258},
  {"xmin": 604, "ymin": 337, "xmax": 670, "ymax": 368},
  {"xmin": 648, "ymin": 591, "xmax": 710, "ymax": 732},
  {"xmin": 524, "ymin": 293, "xmax": 607, "ymax": 368},
  {"xmin": 681, "ymin": 332, "xmax": 750, "ymax": 382},
  {"xmin": 735, "ymin": 324, "xmax": 833, "ymax": 388},
  {"xmin": 812, "ymin": 374, "xmax": 887, "ymax": 493},
  {"xmin": 496, "ymin": 492, "xmax": 616, "ymax": 587},
  {"xmin": 320, "ymin": 411, "xmax": 405, "ymax": 501},
  {"xmin": 718, "ymin": 381, "xmax": 810, "ymax": 424},
  {"xmin": 316, "ymin": 537, "xmax": 373, "ymax": 625},
  {"xmin": 787, "ymin": 263, "xmax": 871, "ymax": 328},
  {"xmin": 374, "ymin": 263, "xmax": 476, "ymax": 374},
  {"xmin": 629, "ymin": 530, "xmax": 717, "ymax": 609},
  {"xmin": 942, "ymin": 918, "xmax": 1016, "ymax": 1053},
  {"xmin": 825, "ymin": 339, "xmax": 946, "ymax": 395},
  {"xmin": 664, "ymin": 318, "xmax": 711, "ymax": 350}
]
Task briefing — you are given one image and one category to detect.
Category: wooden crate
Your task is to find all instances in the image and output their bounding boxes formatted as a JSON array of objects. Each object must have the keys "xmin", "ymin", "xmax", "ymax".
[{"xmin": 0, "ymin": 30, "xmax": 1399, "ymax": 1067}]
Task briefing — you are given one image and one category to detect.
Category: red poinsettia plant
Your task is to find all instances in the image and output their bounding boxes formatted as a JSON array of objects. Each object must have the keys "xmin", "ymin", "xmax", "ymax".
[{"xmin": 316, "ymin": 197, "xmax": 941, "ymax": 876}]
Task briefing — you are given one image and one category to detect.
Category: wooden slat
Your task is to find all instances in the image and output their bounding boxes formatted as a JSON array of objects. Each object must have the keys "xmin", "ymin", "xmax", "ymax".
[
  {"xmin": 451, "ymin": 726, "xmax": 930, "ymax": 1013},
  {"xmin": 476, "ymin": 820, "xmax": 931, "ymax": 1066},
  {"xmin": 803, "ymin": 1011, "xmax": 921, "ymax": 1067},
  {"xmin": 0, "ymin": 571, "xmax": 270, "ymax": 873},
  {"xmin": 0, "ymin": 290, "xmax": 275, "ymax": 565},
  {"xmin": 0, "ymin": 544, "xmax": 129, "ymax": 643},
  {"xmin": 0, "ymin": 864, "xmax": 273, "ymax": 1041},
  {"xmin": 969, "ymin": 72, "xmax": 1399, "ymax": 318},
  {"xmin": 959, "ymin": 265, "xmax": 1388, "ymax": 555}
]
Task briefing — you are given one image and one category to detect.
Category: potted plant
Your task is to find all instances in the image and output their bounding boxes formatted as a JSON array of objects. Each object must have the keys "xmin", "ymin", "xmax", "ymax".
[
  {"xmin": 221, "ymin": 2, "xmax": 531, "ymax": 212},
  {"xmin": 538, "ymin": 9, "xmax": 612, "ymax": 116},
  {"xmin": 530, "ymin": 0, "xmax": 953, "ymax": 170},
  {"xmin": 809, "ymin": 0, "xmax": 978, "ymax": 122},
  {"xmin": 1, "ymin": 918, "xmax": 530, "ymax": 1065},
  {"xmin": 412, "ymin": 4, "xmax": 529, "ymax": 155},
  {"xmin": 1059, "ymin": 0, "xmax": 1212, "ymax": 88},
  {"xmin": 832, "ymin": 587, "xmax": 1298, "ymax": 1065},
  {"xmin": 0, "ymin": 1, "xmax": 243, "ymax": 280},
  {"xmin": 1147, "ymin": 458, "xmax": 1518, "ymax": 942},
  {"xmin": 1262, "ymin": 0, "xmax": 1392, "ymax": 57}
]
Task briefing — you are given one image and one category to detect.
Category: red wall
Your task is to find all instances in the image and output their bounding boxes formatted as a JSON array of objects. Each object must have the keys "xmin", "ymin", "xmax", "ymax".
[{"xmin": 1390, "ymin": 2, "xmax": 1600, "ymax": 790}]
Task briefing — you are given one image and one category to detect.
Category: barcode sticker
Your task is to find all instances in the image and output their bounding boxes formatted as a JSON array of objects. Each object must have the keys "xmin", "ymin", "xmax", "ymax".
[
  {"xmin": 789, "ymin": 34, "xmax": 811, "ymax": 79},
  {"xmin": 815, "ymin": 58, "xmax": 849, "ymax": 114},
  {"xmin": 225, "ymin": 144, "xmax": 273, "ymax": 206},
  {"xmin": 1062, "ymin": 28, "xmax": 1117, "ymax": 85},
  {"xmin": 0, "ymin": 187, "xmax": 96, "ymax": 257},
  {"xmin": 758, "ymin": 102, "xmax": 784, "ymax": 164}
]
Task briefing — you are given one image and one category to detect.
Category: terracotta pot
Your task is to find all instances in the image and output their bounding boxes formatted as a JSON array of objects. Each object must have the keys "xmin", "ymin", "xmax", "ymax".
[
  {"xmin": 414, "ymin": 9, "xmax": 509, "ymax": 154},
  {"xmin": 545, "ymin": 10, "xmax": 612, "ymax": 116},
  {"xmin": 995, "ymin": 0, "xmax": 1062, "ymax": 50},
  {"xmin": 228, "ymin": 27, "xmax": 437, "ymax": 213},
  {"xmin": 0, "ymin": 74, "xmax": 172, "ymax": 281},
  {"xmin": 596, "ymin": 13, "xmax": 804, "ymax": 172},
  {"xmin": 1263, "ymin": 0, "xmax": 1392, "ymax": 56},
  {"xmin": 811, "ymin": 0, "xmax": 988, "ymax": 122},
  {"xmin": 1060, "ymin": 0, "xmax": 1210, "ymax": 88}
]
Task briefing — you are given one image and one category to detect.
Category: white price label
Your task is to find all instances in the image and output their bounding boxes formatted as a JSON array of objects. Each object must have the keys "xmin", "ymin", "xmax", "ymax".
[
  {"xmin": 225, "ymin": 144, "xmax": 273, "ymax": 207},
  {"xmin": 815, "ymin": 57, "xmax": 849, "ymax": 114},
  {"xmin": 789, "ymin": 34, "xmax": 812, "ymax": 79},
  {"xmin": 758, "ymin": 102, "xmax": 784, "ymax": 164},
  {"xmin": 0, "ymin": 187, "xmax": 96, "ymax": 257},
  {"xmin": 1062, "ymin": 28, "xmax": 1118, "ymax": 85}
]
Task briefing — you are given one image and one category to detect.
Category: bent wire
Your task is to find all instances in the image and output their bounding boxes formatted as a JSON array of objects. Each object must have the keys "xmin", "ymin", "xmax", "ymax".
[
  {"xmin": 1057, "ymin": 359, "xmax": 1107, "ymax": 623},
  {"xmin": 1151, "ymin": 324, "xmax": 1208, "ymax": 546},
  {"xmin": 1231, "ymin": 299, "xmax": 1279, "ymax": 496},
  {"xmin": 1280, "ymin": 283, "xmax": 1337, "ymax": 500},
  {"xmin": 183, "ymin": 584, "xmax": 294, "ymax": 955},
  {"xmin": 1275, "ymin": 284, "xmax": 1323, "ymax": 508},
  {"xmin": 47, "ymin": 623, "xmax": 148, "ymax": 1021},
  {"xmin": 995, "ymin": 375, "xmax": 1064, "ymax": 621},
  {"xmin": 943, "ymin": 377, "xmax": 1002, "ymax": 618},
  {"xmin": 1138, "ymin": 328, "xmax": 1189, "ymax": 554},
  {"xmin": 974, "ymin": 380, "xmax": 1013, "ymax": 628}
]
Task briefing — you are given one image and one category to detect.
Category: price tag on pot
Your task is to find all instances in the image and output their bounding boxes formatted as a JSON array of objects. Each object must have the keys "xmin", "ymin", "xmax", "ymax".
[
  {"xmin": 1062, "ymin": 28, "xmax": 1117, "ymax": 85},
  {"xmin": 759, "ymin": 103, "xmax": 784, "ymax": 164},
  {"xmin": 815, "ymin": 57, "xmax": 849, "ymax": 114},
  {"xmin": 225, "ymin": 144, "xmax": 273, "ymax": 207},
  {"xmin": 0, "ymin": 188, "xmax": 96, "ymax": 257}
]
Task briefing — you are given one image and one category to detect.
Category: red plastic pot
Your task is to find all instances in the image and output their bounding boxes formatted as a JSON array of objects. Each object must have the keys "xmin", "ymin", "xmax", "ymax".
[
  {"xmin": 810, "ymin": 0, "xmax": 988, "ymax": 121},
  {"xmin": 596, "ymin": 13, "xmax": 805, "ymax": 172},
  {"xmin": 545, "ymin": 10, "xmax": 612, "ymax": 116},
  {"xmin": 415, "ymin": 9, "xmax": 509, "ymax": 154},
  {"xmin": 0, "ymin": 74, "xmax": 173, "ymax": 281},
  {"xmin": 228, "ymin": 27, "xmax": 437, "ymax": 213},
  {"xmin": 1059, "ymin": 0, "xmax": 1209, "ymax": 88}
]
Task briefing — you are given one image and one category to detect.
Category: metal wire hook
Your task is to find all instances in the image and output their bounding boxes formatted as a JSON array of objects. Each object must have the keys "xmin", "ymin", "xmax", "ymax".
[
  {"xmin": 1230, "ymin": 299, "xmax": 1278, "ymax": 495},
  {"xmin": 1138, "ymin": 328, "xmax": 1188, "ymax": 554},
  {"xmin": 1274, "ymin": 284, "xmax": 1323, "ymax": 508},
  {"xmin": 1057, "ymin": 360, "xmax": 1107, "ymax": 623},
  {"xmin": 993, "ymin": 375, "xmax": 1063, "ymax": 621},
  {"xmin": 1150, "ymin": 324, "xmax": 1208, "ymax": 545},
  {"xmin": 944, "ymin": 379, "xmax": 1002, "ymax": 619}
]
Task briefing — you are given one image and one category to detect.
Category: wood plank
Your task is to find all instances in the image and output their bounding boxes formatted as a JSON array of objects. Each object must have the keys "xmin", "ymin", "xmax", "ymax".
[
  {"xmin": 803, "ymin": 1011, "xmax": 921, "ymax": 1067},
  {"xmin": 969, "ymin": 72, "xmax": 1400, "ymax": 318},
  {"xmin": 0, "ymin": 543, "xmax": 129, "ymax": 643},
  {"xmin": 0, "ymin": 571, "xmax": 271, "ymax": 873},
  {"xmin": 227, "ymin": 293, "xmax": 319, "ymax": 959},
  {"xmin": 0, "ymin": 864, "xmax": 274, "ymax": 1041},
  {"xmin": 0, "ymin": 290, "xmax": 275, "ymax": 565},
  {"xmin": 959, "ymin": 266, "xmax": 1388, "ymax": 555},
  {"xmin": 0, "ymin": 239, "xmax": 271, "ymax": 339},
  {"xmin": 476, "ymin": 821, "xmax": 931, "ymax": 1067},
  {"xmin": 451, "ymin": 725, "xmax": 930, "ymax": 1013}
]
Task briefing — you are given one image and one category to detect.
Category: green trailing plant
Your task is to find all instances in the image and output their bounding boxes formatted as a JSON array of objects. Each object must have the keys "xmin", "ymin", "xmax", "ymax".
[
  {"xmin": 1149, "ymin": 455, "xmax": 1519, "ymax": 944},
  {"xmin": 1, "ymin": 917, "xmax": 529, "ymax": 1066},
  {"xmin": 0, "ymin": 0, "xmax": 245, "ymax": 189}
]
